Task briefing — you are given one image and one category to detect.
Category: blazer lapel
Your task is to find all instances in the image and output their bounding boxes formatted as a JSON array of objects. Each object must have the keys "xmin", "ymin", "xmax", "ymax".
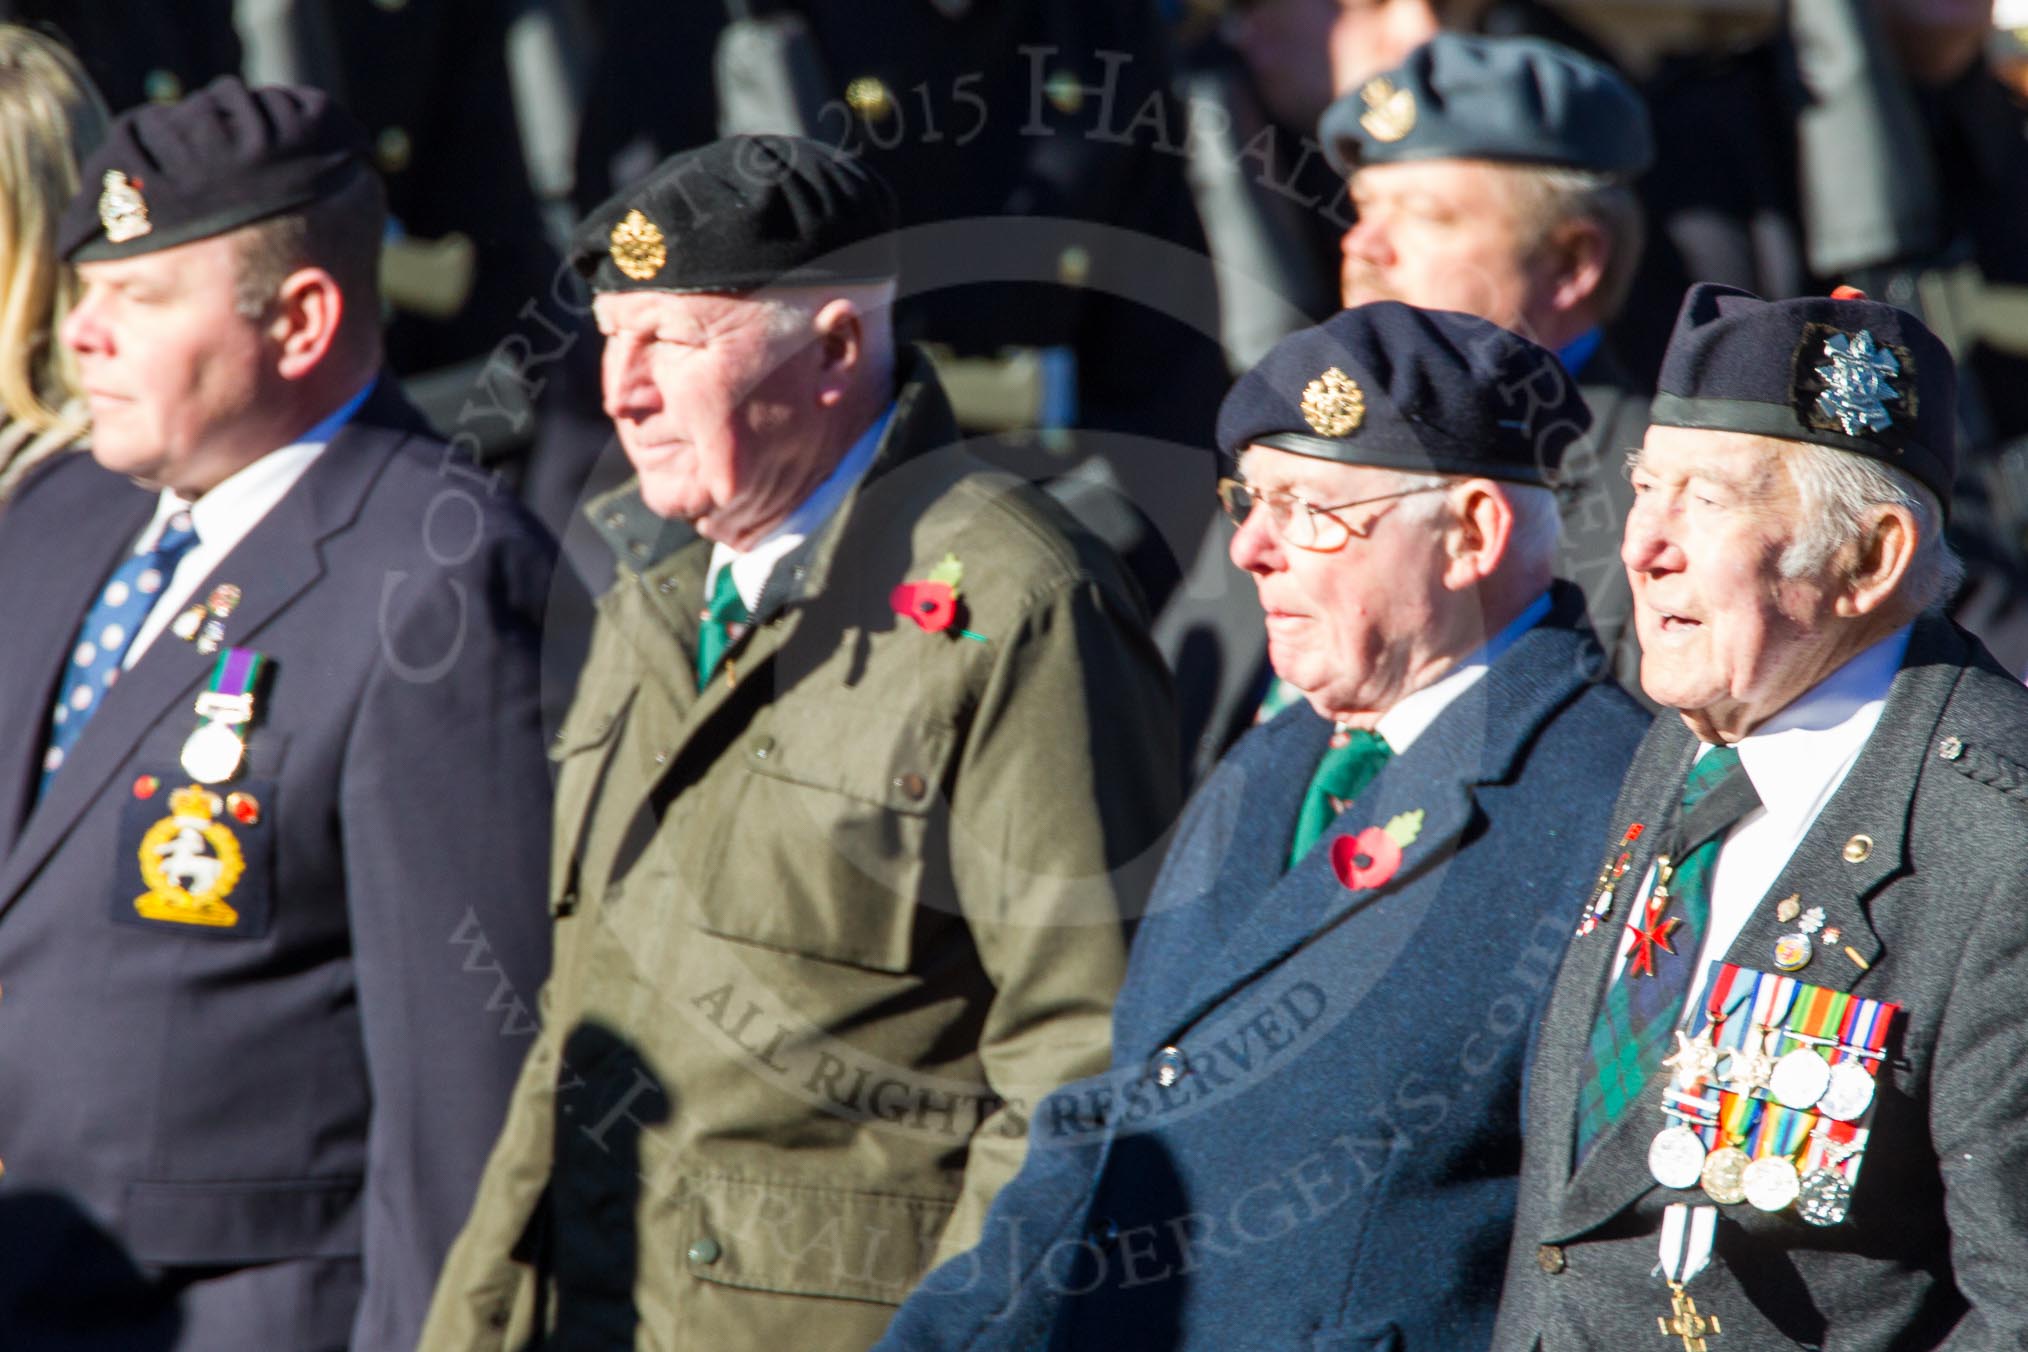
[
  {"xmin": 0, "ymin": 476, "xmax": 154, "ymax": 856},
  {"xmin": 0, "ymin": 406, "xmax": 406, "ymax": 916},
  {"xmin": 1541, "ymin": 719, "xmax": 1694, "ymax": 1240},
  {"xmin": 1161, "ymin": 615, "xmax": 1597, "ymax": 1044}
]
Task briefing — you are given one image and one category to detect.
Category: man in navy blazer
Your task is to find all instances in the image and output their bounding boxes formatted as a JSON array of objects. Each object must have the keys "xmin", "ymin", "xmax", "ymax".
[
  {"xmin": 874, "ymin": 303, "xmax": 1649, "ymax": 1351},
  {"xmin": 0, "ymin": 78, "xmax": 553, "ymax": 1349}
]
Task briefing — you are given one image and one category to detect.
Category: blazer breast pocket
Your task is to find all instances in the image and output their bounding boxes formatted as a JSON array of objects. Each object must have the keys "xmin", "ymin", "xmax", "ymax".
[{"xmin": 111, "ymin": 773, "xmax": 279, "ymax": 940}]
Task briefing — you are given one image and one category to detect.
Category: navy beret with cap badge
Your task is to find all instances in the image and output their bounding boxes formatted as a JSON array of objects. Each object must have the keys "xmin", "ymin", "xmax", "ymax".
[
  {"xmin": 1320, "ymin": 31, "xmax": 1653, "ymax": 179},
  {"xmin": 1649, "ymin": 282, "xmax": 1959, "ymax": 509},
  {"xmin": 570, "ymin": 134, "xmax": 899, "ymax": 295},
  {"xmin": 60, "ymin": 76, "xmax": 370, "ymax": 263},
  {"xmin": 1216, "ymin": 301, "xmax": 1592, "ymax": 486}
]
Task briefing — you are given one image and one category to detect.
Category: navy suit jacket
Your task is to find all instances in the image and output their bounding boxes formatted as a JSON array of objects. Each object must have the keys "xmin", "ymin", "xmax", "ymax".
[
  {"xmin": 876, "ymin": 590, "xmax": 1650, "ymax": 1352},
  {"xmin": 0, "ymin": 387, "xmax": 555, "ymax": 1350}
]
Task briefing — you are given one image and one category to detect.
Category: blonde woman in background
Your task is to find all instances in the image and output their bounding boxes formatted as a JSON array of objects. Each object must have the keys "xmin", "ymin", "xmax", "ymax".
[{"xmin": 0, "ymin": 26, "xmax": 106, "ymax": 505}]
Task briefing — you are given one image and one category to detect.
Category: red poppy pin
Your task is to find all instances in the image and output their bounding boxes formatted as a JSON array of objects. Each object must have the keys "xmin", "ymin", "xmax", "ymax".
[
  {"xmin": 1330, "ymin": 809, "xmax": 1425, "ymax": 891},
  {"xmin": 891, "ymin": 553, "xmax": 987, "ymax": 642}
]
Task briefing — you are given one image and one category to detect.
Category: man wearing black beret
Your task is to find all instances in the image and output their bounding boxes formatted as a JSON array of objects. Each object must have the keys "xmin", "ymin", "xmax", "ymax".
[
  {"xmin": 424, "ymin": 135, "xmax": 1179, "ymax": 1351},
  {"xmin": 1494, "ymin": 283, "xmax": 2028, "ymax": 1349},
  {"xmin": 872, "ymin": 302, "xmax": 1647, "ymax": 1351},
  {"xmin": 1320, "ymin": 31, "xmax": 1657, "ymax": 697},
  {"xmin": 0, "ymin": 77, "xmax": 555, "ymax": 1348}
]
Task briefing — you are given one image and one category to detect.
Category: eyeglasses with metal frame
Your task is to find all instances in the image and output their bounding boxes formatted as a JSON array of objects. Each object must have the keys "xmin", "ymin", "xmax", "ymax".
[{"xmin": 1215, "ymin": 476, "xmax": 1448, "ymax": 552}]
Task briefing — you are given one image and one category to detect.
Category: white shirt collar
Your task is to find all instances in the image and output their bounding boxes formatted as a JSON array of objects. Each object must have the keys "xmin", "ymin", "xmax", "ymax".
[
  {"xmin": 707, "ymin": 403, "xmax": 894, "ymax": 612},
  {"xmin": 1715, "ymin": 624, "xmax": 1911, "ymax": 833},
  {"xmin": 1375, "ymin": 590, "xmax": 1552, "ymax": 753},
  {"xmin": 139, "ymin": 380, "xmax": 375, "ymax": 550}
]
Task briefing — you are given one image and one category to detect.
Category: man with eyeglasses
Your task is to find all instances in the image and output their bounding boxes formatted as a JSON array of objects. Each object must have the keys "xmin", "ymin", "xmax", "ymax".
[{"xmin": 871, "ymin": 302, "xmax": 1648, "ymax": 1352}]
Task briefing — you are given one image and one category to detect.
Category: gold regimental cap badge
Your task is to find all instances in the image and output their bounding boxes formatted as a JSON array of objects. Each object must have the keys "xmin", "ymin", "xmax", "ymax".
[
  {"xmin": 610, "ymin": 208, "xmax": 667, "ymax": 282},
  {"xmin": 1302, "ymin": 367, "xmax": 1367, "ymax": 437},
  {"xmin": 134, "ymin": 784, "xmax": 245, "ymax": 928},
  {"xmin": 99, "ymin": 169, "xmax": 152, "ymax": 244},
  {"xmin": 1358, "ymin": 77, "xmax": 1416, "ymax": 144}
]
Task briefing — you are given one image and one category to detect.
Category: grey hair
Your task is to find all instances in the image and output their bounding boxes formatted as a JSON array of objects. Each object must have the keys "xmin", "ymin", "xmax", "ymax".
[
  {"xmin": 1496, "ymin": 164, "xmax": 1646, "ymax": 323},
  {"xmin": 1394, "ymin": 471, "xmax": 1562, "ymax": 579},
  {"xmin": 1780, "ymin": 441, "xmax": 1963, "ymax": 612}
]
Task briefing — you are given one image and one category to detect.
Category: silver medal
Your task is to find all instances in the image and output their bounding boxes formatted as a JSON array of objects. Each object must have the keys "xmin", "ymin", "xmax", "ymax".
[
  {"xmin": 1797, "ymin": 1168, "xmax": 1853, "ymax": 1226},
  {"xmin": 1741, "ymin": 1155, "xmax": 1801, "ymax": 1213},
  {"xmin": 1769, "ymin": 1047, "xmax": 1832, "ymax": 1110},
  {"xmin": 179, "ymin": 719, "xmax": 246, "ymax": 784},
  {"xmin": 1817, "ymin": 1061, "xmax": 1877, "ymax": 1122},
  {"xmin": 1648, "ymin": 1125, "xmax": 1709, "ymax": 1190}
]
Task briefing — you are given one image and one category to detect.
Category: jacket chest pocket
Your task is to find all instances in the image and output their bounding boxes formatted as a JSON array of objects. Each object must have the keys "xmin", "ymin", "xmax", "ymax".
[
  {"xmin": 549, "ymin": 688, "xmax": 637, "ymax": 911},
  {"xmin": 682, "ymin": 704, "xmax": 958, "ymax": 973}
]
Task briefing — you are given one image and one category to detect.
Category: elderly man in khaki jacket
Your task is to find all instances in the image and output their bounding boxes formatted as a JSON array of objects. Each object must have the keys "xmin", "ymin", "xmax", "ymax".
[{"xmin": 422, "ymin": 136, "xmax": 1179, "ymax": 1350}]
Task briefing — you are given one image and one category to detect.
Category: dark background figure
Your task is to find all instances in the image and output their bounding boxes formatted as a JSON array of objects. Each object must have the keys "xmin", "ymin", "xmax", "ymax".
[{"xmin": 0, "ymin": 0, "xmax": 570, "ymax": 459}]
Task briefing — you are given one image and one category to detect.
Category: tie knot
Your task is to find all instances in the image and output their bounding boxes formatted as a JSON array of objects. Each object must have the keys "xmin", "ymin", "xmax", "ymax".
[
  {"xmin": 1315, "ymin": 727, "xmax": 1392, "ymax": 799},
  {"xmin": 156, "ymin": 512, "xmax": 200, "ymax": 556},
  {"xmin": 705, "ymin": 566, "xmax": 749, "ymax": 625},
  {"xmin": 1680, "ymin": 744, "xmax": 1742, "ymax": 811}
]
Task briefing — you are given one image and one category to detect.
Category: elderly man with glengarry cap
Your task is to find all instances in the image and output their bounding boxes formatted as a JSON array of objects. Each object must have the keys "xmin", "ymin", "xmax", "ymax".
[
  {"xmin": 1493, "ymin": 283, "xmax": 2028, "ymax": 1351},
  {"xmin": 423, "ymin": 135, "xmax": 1180, "ymax": 1352},
  {"xmin": 871, "ymin": 302, "xmax": 1648, "ymax": 1352},
  {"xmin": 0, "ymin": 76, "xmax": 555, "ymax": 1351}
]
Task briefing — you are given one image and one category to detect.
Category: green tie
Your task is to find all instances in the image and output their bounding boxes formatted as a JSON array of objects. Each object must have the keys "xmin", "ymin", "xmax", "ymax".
[
  {"xmin": 696, "ymin": 566, "xmax": 750, "ymax": 690},
  {"xmin": 1288, "ymin": 727, "xmax": 1393, "ymax": 868}
]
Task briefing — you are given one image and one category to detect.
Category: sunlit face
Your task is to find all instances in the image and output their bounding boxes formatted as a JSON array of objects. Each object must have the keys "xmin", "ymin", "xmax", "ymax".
[
  {"xmin": 62, "ymin": 234, "xmax": 280, "ymax": 496},
  {"xmin": 1623, "ymin": 426, "xmax": 1860, "ymax": 740},
  {"xmin": 1341, "ymin": 160, "xmax": 1559, "ymax": 339},
  {"xmin": 1228, "ymin": 445, "xmax": 1454, "ymax": 719},
  {"xmin": 595, "ymin": 290, "xmax": 829, "ymax": 546}
]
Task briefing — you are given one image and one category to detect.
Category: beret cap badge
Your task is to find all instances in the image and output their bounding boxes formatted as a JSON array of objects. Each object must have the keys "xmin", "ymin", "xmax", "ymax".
[
  {"xmin": 98, "ymin": 169, "xmax": 152, "ymax": 244},
  {"xmin": 1358, "ymin": 77, "xmax": 1416, "ymax": 144},
  {"xmin": 1301, "ymin": 367, "xmax": 1367, "ymax": 437},
  {"xmin": 609, "ymin": 208, "xmax": 667, "ymax": 282},
  {"xmin": 1813, "ymin": 329, "xmax": 1901, "ymax": 437}
]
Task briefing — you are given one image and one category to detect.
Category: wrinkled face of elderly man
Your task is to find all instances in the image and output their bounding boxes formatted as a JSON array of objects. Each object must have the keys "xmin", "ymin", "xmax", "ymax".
[
  {"xmin": 1623, "ymin": 425, "xmax": 1931, "ymax": 743},
  {"xmin": 595, "ymin": 287, "xmax": 877, "ymax": 547},
  {"xmin": 1226, "ymin": 445, "xmax": 1543, "ymax": 723}
]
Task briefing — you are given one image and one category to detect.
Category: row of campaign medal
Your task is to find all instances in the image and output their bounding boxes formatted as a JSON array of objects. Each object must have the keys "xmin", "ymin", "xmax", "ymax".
[{"xmin": 1645, "ymin": 963, "xmax": 1898, "ymax": 1227}]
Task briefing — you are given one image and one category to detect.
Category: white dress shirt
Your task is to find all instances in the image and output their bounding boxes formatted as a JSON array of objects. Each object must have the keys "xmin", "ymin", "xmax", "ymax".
[
  {"xmin": 1607, "ymin": 625, "xmax": 1911, "ymax": 1014},
  {"xmin": 125, "ymin": 382, "xmax": 374, "ymax": 667},
  {"xmin": 705, "ymin": 404, "xmax": 894, "ymax": 612},
  {"xmin": 1373, "ymin": 590, "xmax": 1552, "ymax": 754}
]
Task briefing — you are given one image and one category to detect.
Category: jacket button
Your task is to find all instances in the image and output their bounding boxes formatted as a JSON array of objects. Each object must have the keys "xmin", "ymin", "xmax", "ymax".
[
  {"xmin": 1150, "ymin": 1045, "xmax": 1187, "ymax": 1088},
  {"xmin": 894, "ymin": 771, "xmax": 927, "ymax": 800},
  {"xmin": 687, "ymin": 1237, "xmax": 721, "ymax": 1265},
  {"xmin": 752, "ymin": 737, "xmax": 775, "ymax": 760},
  {"xmin": 1536, "ymin": 1244, "xmax": 1566, "ymax": 1275},
  {"xmin": 1842, "ymin": 834, "xmax": 1873, "ymax": 863},
  {"xmin": 1938, "ymin": 735, "xmax": 1964, "ymax": 760}
]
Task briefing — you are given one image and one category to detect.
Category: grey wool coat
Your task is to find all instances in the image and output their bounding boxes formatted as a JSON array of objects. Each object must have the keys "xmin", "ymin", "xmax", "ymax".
[{"xmin": 1494, "ymin": 614, "xmax": 2028, "ymax": 1351}]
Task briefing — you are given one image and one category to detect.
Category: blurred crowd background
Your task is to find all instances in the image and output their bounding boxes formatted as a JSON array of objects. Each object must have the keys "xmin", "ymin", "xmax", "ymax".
[{"xmin": 6, "ymin": 0, "xmax": 2028, "ymax": 702}]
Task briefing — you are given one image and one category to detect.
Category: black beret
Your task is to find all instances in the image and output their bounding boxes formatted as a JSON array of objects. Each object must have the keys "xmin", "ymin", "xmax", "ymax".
[
  {"xmin": 570, "ymin": 135, "xmax": 899, "ymax": 294},
  {"xmin": 1650, "ymin": 283, "xmax": 1958, "ymax": 507},
  {"xmin": 60, "ymin": 76, "xmax": 368, "ymax": 263},
  {"xmin": 1216, "ymin": 301, "xmax": 1592, "ymax": 486},
  {"xmin": 1321, "ymin": 33, "xmax": 1653, "ymax": 179}
]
